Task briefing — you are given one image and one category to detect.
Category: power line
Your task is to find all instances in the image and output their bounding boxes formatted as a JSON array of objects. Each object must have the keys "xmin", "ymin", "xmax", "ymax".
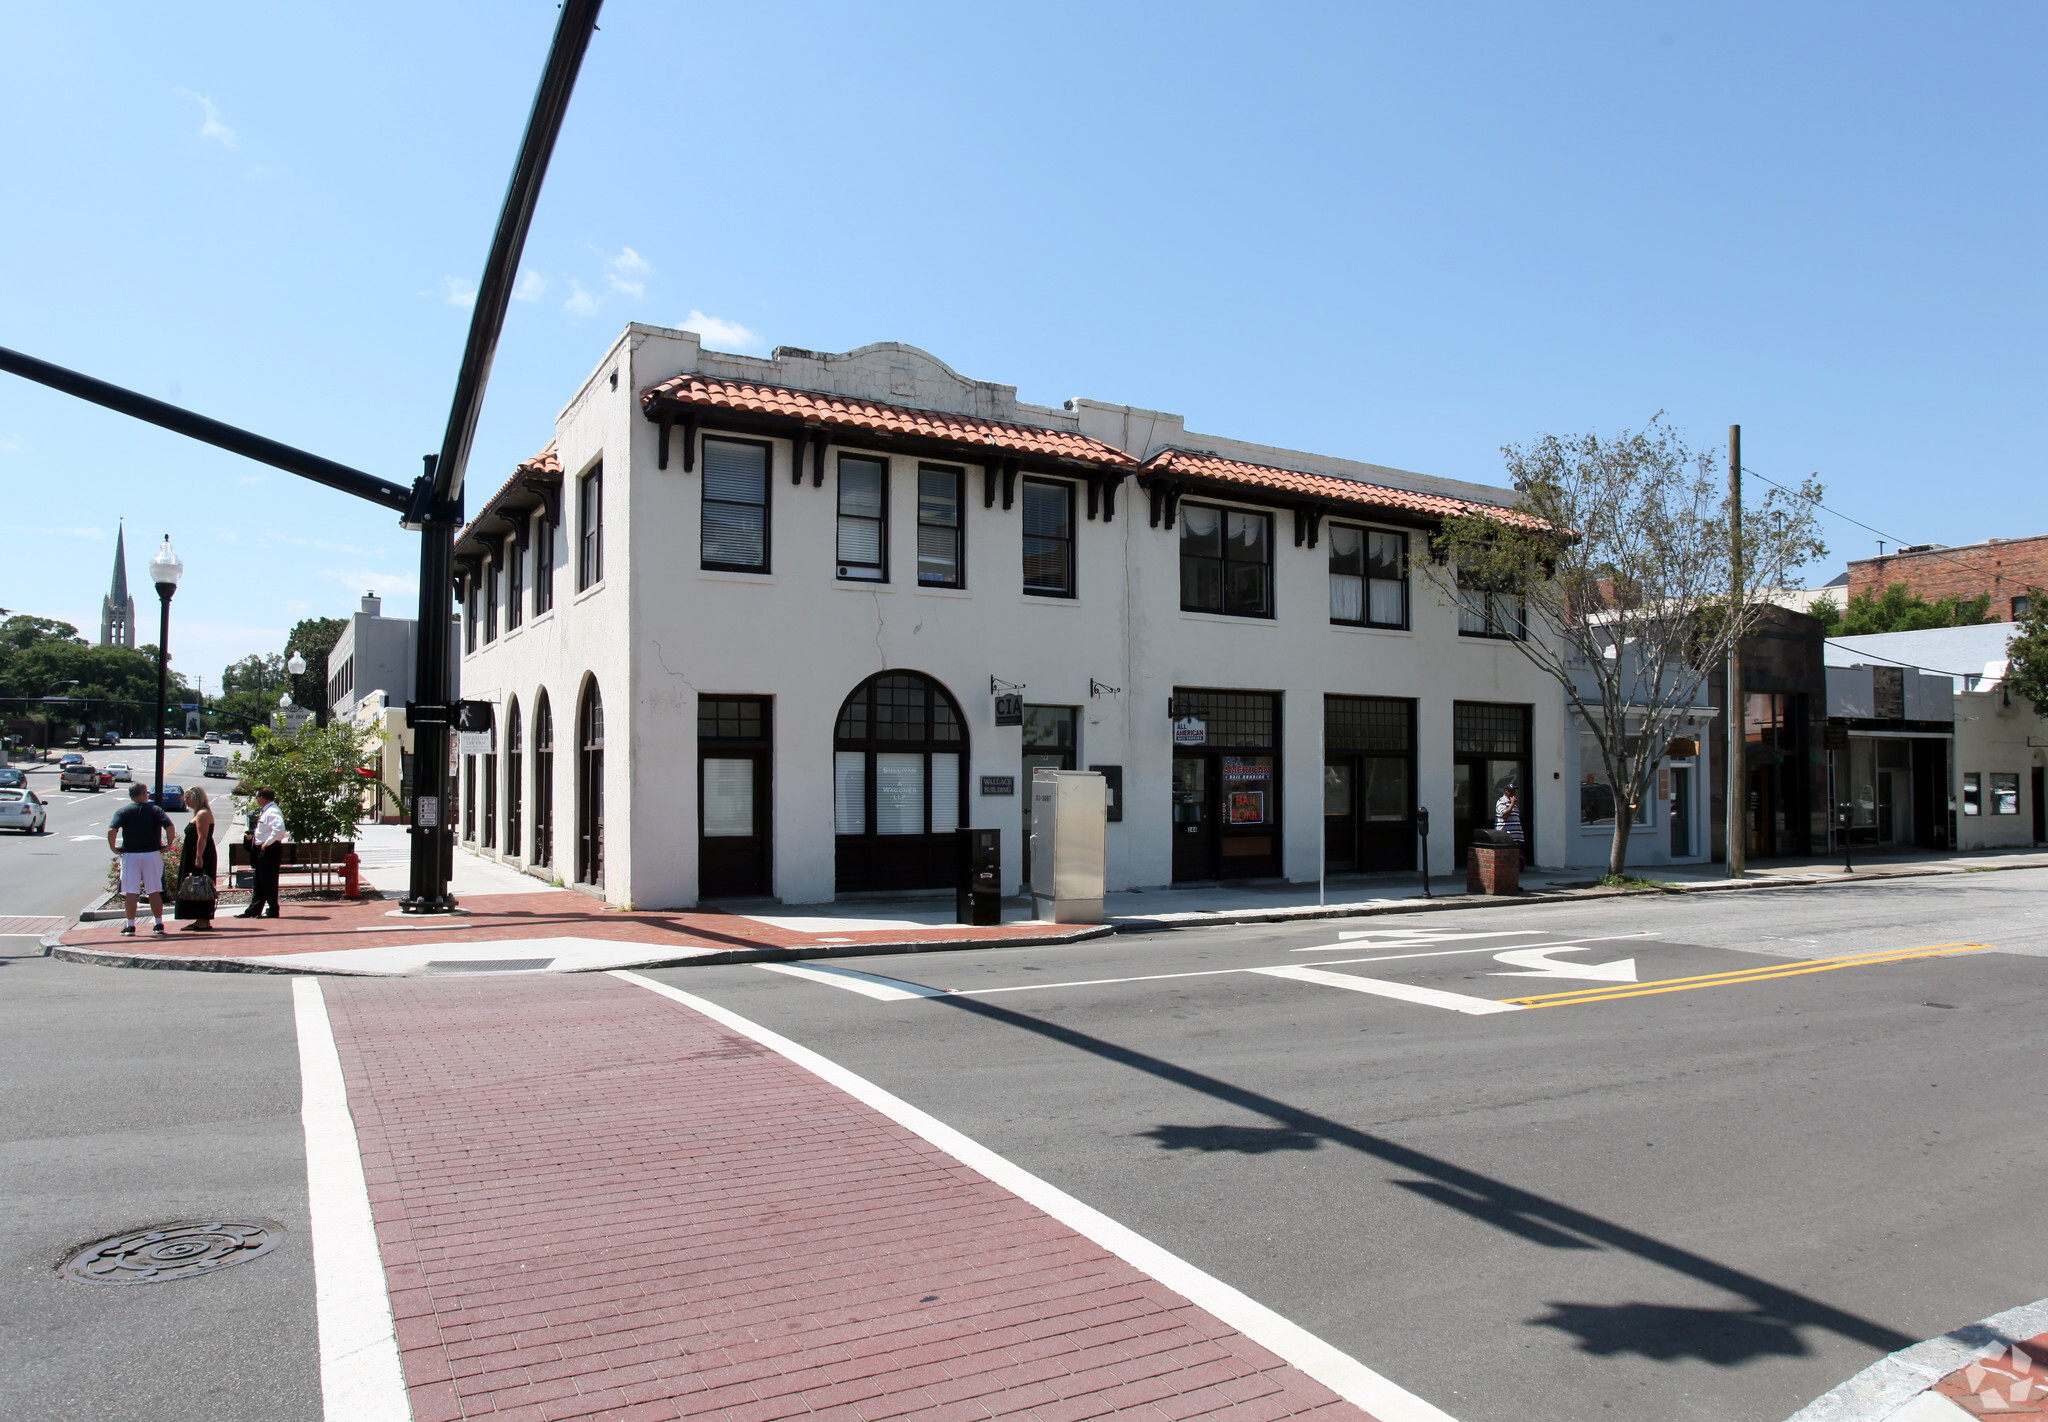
[
  {"xmin": 1740, "ymin": 462, "xmax": 2005, "ymax": 586},
  {"xmin": 1821, "ymin": 637, "xmax": 2005, "ymax": 681}
]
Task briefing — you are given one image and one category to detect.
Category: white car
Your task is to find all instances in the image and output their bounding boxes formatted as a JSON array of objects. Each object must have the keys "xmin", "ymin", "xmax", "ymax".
[
  {"xmin": 106, "ymin": 762, "xmax": 132, "ymax": 782},
  {"xmin": 0, "ymin": 788, "xmax": 48, "ymax": 834}
]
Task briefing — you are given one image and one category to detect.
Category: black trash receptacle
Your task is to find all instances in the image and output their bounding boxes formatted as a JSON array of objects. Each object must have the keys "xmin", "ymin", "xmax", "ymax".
[{"xmin": 956, "ymin": 827, "xmax": 1002, "ymax": 925}]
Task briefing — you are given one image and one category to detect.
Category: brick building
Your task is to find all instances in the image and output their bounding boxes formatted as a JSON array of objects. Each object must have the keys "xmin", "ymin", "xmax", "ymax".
[{"xmin": 1846, "ymin": 534, "xmax": 2048, "ymax": 621}]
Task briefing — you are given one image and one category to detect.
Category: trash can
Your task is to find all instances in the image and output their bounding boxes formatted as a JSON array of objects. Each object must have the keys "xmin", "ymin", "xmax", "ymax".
[
  {"xmin": 1466, "ymin": 828, "xmax": 1523, "ymax": 896},
  {"xmin": 956, "ymin": 827, "xmax": 1002, "ymax": 926}
]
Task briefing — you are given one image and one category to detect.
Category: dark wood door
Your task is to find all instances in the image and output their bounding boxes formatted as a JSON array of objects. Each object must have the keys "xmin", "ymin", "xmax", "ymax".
[
  {"xmin": 1172, "ymin": 754, "xmax": 1215, "ymax": 881},
  {"xmin": 700, "ymin": 749, "xmax": 770, "ymax": 898}
]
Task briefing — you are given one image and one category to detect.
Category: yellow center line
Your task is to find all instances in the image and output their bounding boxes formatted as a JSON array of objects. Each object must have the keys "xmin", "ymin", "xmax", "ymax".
[{"xmin": 1503, "ymin": 943, "xmax": 1992, "ymax": 1008}]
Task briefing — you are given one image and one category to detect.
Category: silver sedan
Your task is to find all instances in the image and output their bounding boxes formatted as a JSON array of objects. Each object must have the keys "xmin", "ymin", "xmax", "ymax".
[{"xmin": 0, "ymin": 788, "xmax": 48, "ymax": 834}]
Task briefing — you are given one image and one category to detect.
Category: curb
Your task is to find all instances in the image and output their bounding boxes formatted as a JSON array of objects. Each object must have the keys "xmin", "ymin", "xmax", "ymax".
[
  {"xmin": 46, "ymin": 923, "xmax": 1118, "ymax": 977},
  {"xmin": 1107, "ymin": 856, "xmax": 2048, "ymax": 933},
  {"xmin": 79, "ymin": 891, "xmax": 125, "ymax": 922},
  {"xmin": 1783, "ymin": 1296, "xmax": 2048, "ymax": 1422}
]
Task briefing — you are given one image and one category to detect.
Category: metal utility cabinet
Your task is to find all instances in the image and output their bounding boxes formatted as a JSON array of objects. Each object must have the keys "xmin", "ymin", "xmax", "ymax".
[{"xmin": 1030, "ymin": 769, "xmax": 1107, "ymax": 923}]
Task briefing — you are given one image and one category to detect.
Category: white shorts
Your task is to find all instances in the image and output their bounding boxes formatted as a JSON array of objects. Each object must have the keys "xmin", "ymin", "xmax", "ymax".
[{"xmin": 120, "ymin": 852, "xmax": 164, "ymax": 896}]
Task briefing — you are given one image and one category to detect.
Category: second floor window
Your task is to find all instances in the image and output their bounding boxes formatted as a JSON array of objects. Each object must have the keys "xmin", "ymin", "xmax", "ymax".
[
  {"xmin": 702, "ymin": 437, "xmax": 770, "ymax": 572},
  {"xmin": 482, "ymin": 559, "xmax": 499, "ymax": 642},
  {"xmin": 577, "ymin": 463, "xmax": 603, "ymax": 590},
  {"xmin": 837, "ymin": 455, "xmax": 887, "ymax": 580},
  {"xmin": 1329, "ymin": 525, "xmax": 1407, "ymax": 628},
  {"xmin": 917, "ymin": 464, "xmax": 963, "ymax": 587},
  {"xmin": 1458, "ymin": 568, "xmax": 1527, "ymax": 639},
  {"xmin": 1022, "ymin": 478, "xmax": 1073, "ymax": 596},
  {"xmin": 1180, "ymin": 503, "xmax": 1271, "ymax": 618},
  {"xmin": 534, "ymin": 513, "xmax": 555, "ymax": 614},
  {"xmin": 506, "ymin": 538, "xmax": 524, "ymax": 630},
  {"xmin": 464, "ymin": 577, "xmax": 478, "ymax": 653}
]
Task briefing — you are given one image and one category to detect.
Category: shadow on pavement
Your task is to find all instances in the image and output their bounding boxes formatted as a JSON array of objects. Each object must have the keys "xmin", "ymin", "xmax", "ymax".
[
  {"xmin": 1138, "ymin": 1123, "xmax": 1320, "ymax": 1154},
  {"xmin": 1529, "ymin": 1301, "xmax": 1811, "ymax": 1364},
  {"xmin": 938, "ymin": 993, "xmax": 1915, "ymax": 1361}
]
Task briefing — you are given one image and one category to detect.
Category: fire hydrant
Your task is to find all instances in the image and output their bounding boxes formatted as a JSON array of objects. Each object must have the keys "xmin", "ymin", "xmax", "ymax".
[{"xmin": 341, "ymin": 851, "xmax": 361, "ymax": 900}]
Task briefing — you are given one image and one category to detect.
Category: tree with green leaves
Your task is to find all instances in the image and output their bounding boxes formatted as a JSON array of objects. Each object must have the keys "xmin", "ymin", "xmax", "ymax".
[
  {"xmin": 231, "ymin": 719, "xmax": 392, "ymax": 881},
  {"xmin": 1432, "ymin": 418, "xmax": 1825, "ymax": 880},
  {"xmin": 2003, "ymin": 588, "xmax": 2048, "ymax": 715},
  {"xmin": 285, "ymin": 617, "xmax": 348, "ymax": 726},
  {"xmin": 1809, "ymin": 582, "xmax": 1992, "ymax": 637}
]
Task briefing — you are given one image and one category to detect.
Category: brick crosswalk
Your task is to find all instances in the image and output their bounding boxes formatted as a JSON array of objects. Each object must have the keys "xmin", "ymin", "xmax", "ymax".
[{"xmin": 319, "ymin": 973, "xmax": 1388, "ymax": 1422}]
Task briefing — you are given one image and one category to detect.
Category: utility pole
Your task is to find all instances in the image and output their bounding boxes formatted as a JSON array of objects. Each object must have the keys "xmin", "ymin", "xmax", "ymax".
[{"xmin": 1726, "ymin": 425, "xmax": 1745, "ymax": 879}]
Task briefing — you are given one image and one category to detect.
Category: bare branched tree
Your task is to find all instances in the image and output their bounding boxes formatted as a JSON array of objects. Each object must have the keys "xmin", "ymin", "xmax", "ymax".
[{"xmin": 1429, "ymin": 419, "xmax": 1824, "ymax": 878}]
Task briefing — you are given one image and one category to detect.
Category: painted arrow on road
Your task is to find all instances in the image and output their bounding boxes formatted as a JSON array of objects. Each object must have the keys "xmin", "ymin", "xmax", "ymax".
[{"xmin": 1488, "ymin": 945, "xmax": 1639, "ymax": 982}]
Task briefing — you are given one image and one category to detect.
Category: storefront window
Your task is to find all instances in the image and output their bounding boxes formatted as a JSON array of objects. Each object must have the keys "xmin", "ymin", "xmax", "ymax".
[
  {"xmin": 1991, "ymin": 772, "xmax": 2019, "ymax": 815},
  {"xmin": 1579, "ymin": 732, "xmax": 1649, "ymax": 826},
  {"xmin": 1961, "ymin": 772, "xmax": 1981, "ymax": 816}
]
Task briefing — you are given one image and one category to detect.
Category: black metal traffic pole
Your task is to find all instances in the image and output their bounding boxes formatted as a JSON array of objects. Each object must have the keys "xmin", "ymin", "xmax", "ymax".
[{"xmin": 405, "ymin": 477, "xmax": 458, "ymax": 913}]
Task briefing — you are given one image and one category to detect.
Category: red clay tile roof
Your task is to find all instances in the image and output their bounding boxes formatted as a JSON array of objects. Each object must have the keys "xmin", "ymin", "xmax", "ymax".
[
  {"xmin": 517, "ymin": 443, "xmax": 562, "ymax": 477},
  {"xmin": 641, "ymin": 374, "xmax": 1136, "ymax": 467},
  {"xmin": 1141, "ymin": 449, "xmax": 1546, "ymax": 528}
]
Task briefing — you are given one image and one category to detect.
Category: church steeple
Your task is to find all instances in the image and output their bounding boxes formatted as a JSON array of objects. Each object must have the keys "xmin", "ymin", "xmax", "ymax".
[{"xmin": 101, "ymin": 522, "xmax": 136, "ymax": 648}]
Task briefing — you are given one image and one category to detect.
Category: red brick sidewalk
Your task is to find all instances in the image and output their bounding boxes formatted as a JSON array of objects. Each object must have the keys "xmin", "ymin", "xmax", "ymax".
[
  {"xmin": 53, "ymin": 890, "xmax": 1101, "ymax": 973},
  {"xmin": 321, "ymin": 972, "xmax": 1388, "ymax": 1422}
]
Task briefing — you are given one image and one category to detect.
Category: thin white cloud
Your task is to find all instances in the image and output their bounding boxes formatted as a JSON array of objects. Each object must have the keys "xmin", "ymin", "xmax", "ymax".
[
  {"xmin": 173, "ymin": 87, "xmax": 239, "ymax": 148},
  {"xmin": 0, "ymin": 439, "xmax": 21, "ymax": 455},
  {"xmin": 562, "ymin": 279, "xmax": 599, "ymax": 317},
  {"xmin": 440, "ymin": 275, "xmax": 477, "ymax": 308},
  {"xmin": 680, "ymin": 310, "xmax": 767, "ymax": 354},
  {"xmin": 325, "ymin": 568, "xmax": 419, "ymax": 597},
  {"xmin": 260, "ymin": 532, "xmax": 378, "ymax": 556},
  {"xmin": 513, "ymin": 271, "xmax": 548, "ymax": 302},
  {"xmin": 605, "ymin": 247, "xmax": 650, "ymax": 298},
  {"xmin": 1, "ymin": 524, "xmax": 104, "ymax": 539},
  {"xmin": 234, "ymin": 472, "xmax": 266, "ymax": 486}
]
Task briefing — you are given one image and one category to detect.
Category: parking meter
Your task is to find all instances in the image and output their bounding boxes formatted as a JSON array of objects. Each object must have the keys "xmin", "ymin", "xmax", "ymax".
[
  {"xmin": 1837, "ymin": 802, "xmax": 1853, "ymax": 874},
  {"xmin": 1416, "ymin": 806, "xmax": 1431, "ymax": 898}
]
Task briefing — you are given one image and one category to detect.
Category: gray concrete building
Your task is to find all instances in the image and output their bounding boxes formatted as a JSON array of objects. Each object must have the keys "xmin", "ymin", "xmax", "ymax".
[{"xmin": 327, "ymin": 592, "xmax": 418, "ymax": 720}]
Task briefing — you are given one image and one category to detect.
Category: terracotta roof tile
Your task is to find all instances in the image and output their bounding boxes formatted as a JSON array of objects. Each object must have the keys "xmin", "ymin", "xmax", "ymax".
[
  {"xmin": 457, "ymin": 444, "xmax": 560, "ymax": 548},
  {"xmin": 517, "ymin": 443, "xmax": 562, "ymax": 476},
  {"xmin": 641, "ymin": 374, "xmax": 1135, "ymax": 467},
  {"xmin": 1140, "ymin": 449, "xmax": 1545, "ymax": 528}
]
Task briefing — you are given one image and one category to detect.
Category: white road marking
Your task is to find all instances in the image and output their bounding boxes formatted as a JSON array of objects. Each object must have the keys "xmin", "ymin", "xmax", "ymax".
[
  {"xmin": 755, "ymin": 960, "xmax": 950, "ymax": 999},
  {"xmin": 1319, "ymin": 929, "xmax": 1531, "ymax": 950},
  {"xmin": 69, "ymin": 835, "xmax": 99, "ymax": 842},
  {"xmin": 291, "ymin": 979, "xmax": 411, "ymax": 1422},
  {"xmin": 1250, "ymin": 965, "xmax": 1526, "ymax": 1014},
  {"xmin": 615, "ymin": 971, "xmax": 1462, "ymax": 1422},
  {"xmin": 1488, "ymin": 945, "xmax": 1639, "ymax": 982}
]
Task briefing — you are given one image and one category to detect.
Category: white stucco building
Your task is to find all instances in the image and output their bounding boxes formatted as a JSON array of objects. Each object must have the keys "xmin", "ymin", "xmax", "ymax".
[{"xmin": 448, "ymin": 326, "xmax": 1569, "ymax": 908}]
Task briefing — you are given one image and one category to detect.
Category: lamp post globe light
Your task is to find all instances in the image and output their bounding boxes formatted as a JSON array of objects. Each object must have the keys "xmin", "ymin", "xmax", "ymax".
[{"xmin": 149, "ymin": 535, "xmax": 183, "ymax": 807}]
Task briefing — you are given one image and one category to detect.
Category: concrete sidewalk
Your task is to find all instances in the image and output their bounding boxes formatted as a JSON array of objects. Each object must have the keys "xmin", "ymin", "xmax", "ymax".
[{"xmin": 309, "ymin": 971, "xmax": 1419, "ymax": 1421}]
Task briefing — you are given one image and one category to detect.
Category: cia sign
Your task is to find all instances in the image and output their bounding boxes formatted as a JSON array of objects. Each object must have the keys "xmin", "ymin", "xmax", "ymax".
[
  {"xmin": 1172, "ymin": 716, "xmax": 1207, "ymax": 746},
  {"xmin": 994, "ymin": 693, "xmax": 1023, "ymax": 727}
]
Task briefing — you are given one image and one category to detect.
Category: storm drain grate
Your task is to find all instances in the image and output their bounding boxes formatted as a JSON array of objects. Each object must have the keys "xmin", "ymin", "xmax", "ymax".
[
  {"xmin": 425, "ymin": 958, "xmax": 555, "ymax": 973},
  {"xmin": 63, "ymin": 1221, "xmax": 279, "ymax": 1285}
]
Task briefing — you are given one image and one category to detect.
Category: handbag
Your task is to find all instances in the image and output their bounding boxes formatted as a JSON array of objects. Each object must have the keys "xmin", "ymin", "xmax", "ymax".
[{"xmin": 177, "ymin": 873, "xmax": 216, "ymax": 902}]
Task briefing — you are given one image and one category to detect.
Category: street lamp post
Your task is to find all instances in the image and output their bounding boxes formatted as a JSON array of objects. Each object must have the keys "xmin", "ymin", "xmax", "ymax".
[{"xmin": 149, "ymin": 536, "xmax": 184, "ymax": 805}]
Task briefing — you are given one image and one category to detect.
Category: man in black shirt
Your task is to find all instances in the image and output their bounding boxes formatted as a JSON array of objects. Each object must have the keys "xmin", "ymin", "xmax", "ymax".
[{"xmin": 106, "ymin": 783, "xmax": 175, "ymax": 935}]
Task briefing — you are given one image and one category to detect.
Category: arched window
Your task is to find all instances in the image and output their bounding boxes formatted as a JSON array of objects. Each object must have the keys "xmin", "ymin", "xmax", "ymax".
[
  {"xmin": 505, "ymin": 696, "xmax": 523, "ymax": 861},
  {"xmin": 832, "ymin": 672, "xmax": 967, "ymax": 892},
  {"xmin": 576, "ymin": 679, "xmax": 604, "ymax": 887},
  {"xmin": 532, "ymin": 691, "xmax": 553, "ymax": 868}
]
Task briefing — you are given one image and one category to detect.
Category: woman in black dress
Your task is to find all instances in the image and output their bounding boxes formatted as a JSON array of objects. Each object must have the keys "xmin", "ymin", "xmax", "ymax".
[{"xmin": 175, "ymin": 785, "xmax": 218, "ymax": 931}]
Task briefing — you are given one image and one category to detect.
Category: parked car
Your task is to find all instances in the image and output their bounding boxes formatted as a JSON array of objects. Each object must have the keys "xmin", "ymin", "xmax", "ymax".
[
  {"xmin": 101, "ymin": 732, "xmax": 120, "ymax": 746},
  {"xmin": 105, "ymin": 762, "xmax": 131, "ymax": 782},
  {"xmin": 0, "ymin": 788, "xmax": 47, "ymax": 834},
  {"xmin": 0, "ymin": 768, "xmax": 25, "ymax": 789},
  {"xmin": 204, "ymin": 756, "xmax": 230, "ymax": 778},
  {"xmin": 157, "ymin": 783, "xmax": 186, "ymax": 811},
  {"xmin": 60, "ymin": 763, "xmax": 101, "ymax": 791}
]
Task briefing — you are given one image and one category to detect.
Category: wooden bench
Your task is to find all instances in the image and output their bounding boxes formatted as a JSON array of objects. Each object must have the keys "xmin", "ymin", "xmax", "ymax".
[{"xmin": 228, "ymin": 841, "xmax": 354, "ymax": 884}]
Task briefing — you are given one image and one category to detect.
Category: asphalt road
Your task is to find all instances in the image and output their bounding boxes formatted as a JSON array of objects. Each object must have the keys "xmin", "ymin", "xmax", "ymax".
[
  {"xmin": 2, "ymin": 841, "xmax": 2043, "ymax": 1422},
  {"xmin": 646, "ymin": 873, "xmax": 2048, "ymax": 1422}
]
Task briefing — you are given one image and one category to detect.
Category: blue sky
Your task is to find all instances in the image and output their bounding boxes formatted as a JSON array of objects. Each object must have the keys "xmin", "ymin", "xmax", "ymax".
[{"xmin": 4, "ymin": 2, "xmax": 2043, "ymax": 687}]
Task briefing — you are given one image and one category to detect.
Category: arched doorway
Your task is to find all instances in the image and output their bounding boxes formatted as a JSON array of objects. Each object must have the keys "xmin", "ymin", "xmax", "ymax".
[
  {"xmin": 532, "ymin": 691, "xmax": 553, "ymax": 868},
  {"xmin": 833, "ymin": 672, "xmax": 967, "ymax": 893},
  {"xmin": 576, "ymin": 679, "xmax": 604, "ymax": 887},
  {"xmin": 505, "ymin": 696, "xmax": 522, "ymax": 859}
]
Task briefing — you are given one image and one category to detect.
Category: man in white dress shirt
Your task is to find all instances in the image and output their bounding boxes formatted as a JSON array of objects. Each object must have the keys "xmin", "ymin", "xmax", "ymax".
[{"xmin": 239, "ymin": 787, "xmax": 290, "ymax": 919}]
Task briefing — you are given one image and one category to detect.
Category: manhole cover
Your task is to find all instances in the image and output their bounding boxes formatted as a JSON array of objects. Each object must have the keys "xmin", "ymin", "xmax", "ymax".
[
  {"xmin": 62, "ymin": 1220, "xmax": 280, "ymax": 1285},
  {"xmin": 425, "ymin": 958, "xmax": 554, "ymax": 973}
]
